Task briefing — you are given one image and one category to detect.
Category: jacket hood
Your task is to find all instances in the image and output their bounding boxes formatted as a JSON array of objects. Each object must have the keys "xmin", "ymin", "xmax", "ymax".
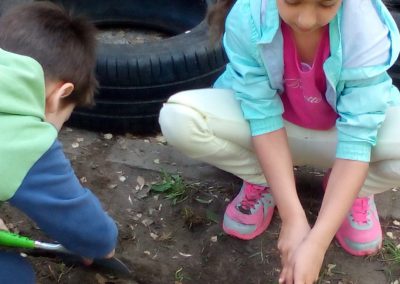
[{"xmin": 0, "ymin": 48, "xmax": 57, "ymax": 200}]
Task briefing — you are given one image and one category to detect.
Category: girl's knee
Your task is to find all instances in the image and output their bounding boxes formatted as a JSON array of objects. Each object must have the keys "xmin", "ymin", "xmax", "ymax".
[
  {"xmin": 159, "ymin": 102, "xmax": 209, "ymax": 153},
  {"xmin": 371, "ymin": 160, "xmax": 400, "ymax": 180}
]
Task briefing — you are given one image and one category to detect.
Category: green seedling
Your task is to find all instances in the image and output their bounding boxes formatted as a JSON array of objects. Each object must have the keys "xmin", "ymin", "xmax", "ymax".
[
  {"xmin": 379, "ymin": 239, "xmax": 400, "ymax": 281},
  {"xmin": 175, "ymin": 267, "xmax": 184, "ymax": 282},
  {"xmin": 151, "ymin": 171, "xmax": 188, "ymax": 204},
  {"xmin": 383, "ymin": 239, "xmax": 400, "ymax": 264},
  {"xmin": 206, "ymin": 210, "xmax": 219, "ymax": 224}
]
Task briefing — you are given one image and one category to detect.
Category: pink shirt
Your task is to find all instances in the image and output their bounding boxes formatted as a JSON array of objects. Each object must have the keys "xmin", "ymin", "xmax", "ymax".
[{"xmin": 281, "ymin": 22, "xmax": 338, "ymax": 130}]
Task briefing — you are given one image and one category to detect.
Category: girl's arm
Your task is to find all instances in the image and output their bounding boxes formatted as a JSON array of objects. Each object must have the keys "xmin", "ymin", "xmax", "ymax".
[
  {"xmin": 288, "ymin": 159, "xmax": 369, "ymax": 283},
  {"xmin": 309, "ymin": 158, "xmax": 368, "ymax": 248},
  {"xmin": 253, "ymin": 128, "xmax": 305, "ymax": 222},
  {"xmin": 253, "ymin": 128, "xmax": 310, "ymax": 281}
]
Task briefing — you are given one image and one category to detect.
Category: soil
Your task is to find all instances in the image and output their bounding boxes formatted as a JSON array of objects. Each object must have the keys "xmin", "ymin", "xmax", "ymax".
[
  {"xmin": 96, "ymin": 28, "xmax": 167, "ymax": 45},
  {"xmin": 0, "ymin": 1, "xmax": 399, "ymax": 282},
  {"xmin": 1, "ymin": 127, "xmax": 399, "ymax": 284}
]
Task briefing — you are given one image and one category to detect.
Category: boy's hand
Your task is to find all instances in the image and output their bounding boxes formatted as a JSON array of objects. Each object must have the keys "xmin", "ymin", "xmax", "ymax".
[
  {"xmin": 278, "ymin": 216, "xmax": 310, "ymax": 283},
  {"xmin": 82, "ymin": 249, "xmax": 115, "ymax": 266},
  {"xmin": 0, "ymin": 218, "xmax": 9, "ymax": 231}
]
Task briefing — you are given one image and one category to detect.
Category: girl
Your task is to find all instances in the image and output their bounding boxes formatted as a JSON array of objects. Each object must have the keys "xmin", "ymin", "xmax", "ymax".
[{"xmin": 159, "ymin": 0, "xmax": 400, "ymax": 283}]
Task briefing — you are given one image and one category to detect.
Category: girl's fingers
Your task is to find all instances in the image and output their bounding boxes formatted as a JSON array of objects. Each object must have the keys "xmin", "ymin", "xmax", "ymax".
[{"xmin": 279, "ymin": 263, "xmax": 294, "ymax": 284}]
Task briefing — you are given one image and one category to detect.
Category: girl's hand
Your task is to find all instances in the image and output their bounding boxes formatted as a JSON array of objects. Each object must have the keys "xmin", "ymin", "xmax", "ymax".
[
  {"xmin": 291, "ymin": 237, "xmax": 326, "ymax": 284},
  {"xmin": 278, "ymin": 215, "xmax": 310, "ymax": 283}
]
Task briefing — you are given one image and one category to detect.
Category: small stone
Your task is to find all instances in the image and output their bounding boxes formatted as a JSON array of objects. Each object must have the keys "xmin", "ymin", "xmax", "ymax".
[
  {"xmin": 210, "ymin": 236, "xmax": 218, "ymax": 243},
  {"xmin": 104, "ymin": 133, "xmax": 113, "ymax": 140},
  {"xmin": 393, "ymin": 220, "xmax": 400, "ymax": 226},
  {"xmin": 108, "ymin": 184, "xmax": 118, "ymax": 189},
  {"xmin": 155, "ymin": 135, "xmax": 167, "ymax": 144},
  {"xmin": 137, "ymin": 176, "xmax": 145, "ymax": 189},
  {"xmin": 150, "ymin": 233, "xmax": 159, "ymax": 240},
  {"xmin": 132, "ymin": 213, "xmax": 142, "ymax": 221},
  {"xmin": 386, "ymin": 232, "xmax": 395, "ymax": 239},
  {"xmin": 71, "ymin": 142, "xmax": 79, "ymax": 148},
  {"xmin": 142, "ymin": 218, "xmax": 154, "ymax": 227},
  {"xmin": 119, "ymin": 176, "xmax": 127, "ymax": 182}
]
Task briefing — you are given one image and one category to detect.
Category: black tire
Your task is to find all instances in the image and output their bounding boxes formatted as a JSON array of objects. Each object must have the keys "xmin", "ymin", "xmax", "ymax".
[
  {"xmin": 50, "ymin": 0, "xmax": 227, "ymax": 134},
  {"xmin": 388, "ymin": 10, "xmax": 400, "ymax": 89},
  {"xmin": 384, "ymin": 0, "xmax": 400, "ymax": 10}
]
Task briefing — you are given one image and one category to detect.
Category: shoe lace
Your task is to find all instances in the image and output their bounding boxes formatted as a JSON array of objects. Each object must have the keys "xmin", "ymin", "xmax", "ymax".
[
  {"xmin": 351, "ymin": 197, "xmax": 369, "ymax": 224},
  {"xmin": 239, "ymin": 183, "xmax": 267, "ymax": 212}
]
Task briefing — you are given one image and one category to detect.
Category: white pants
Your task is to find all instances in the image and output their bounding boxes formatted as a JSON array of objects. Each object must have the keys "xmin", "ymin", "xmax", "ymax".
[{"xmin": 159, "ymin": 88, "xmax": 400, "ymax": 197}]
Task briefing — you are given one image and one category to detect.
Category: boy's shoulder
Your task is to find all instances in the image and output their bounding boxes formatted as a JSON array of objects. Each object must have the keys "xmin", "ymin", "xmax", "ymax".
[{"xmin": 0, "ymin": 49, "xmax": 57, "ymax": 201}]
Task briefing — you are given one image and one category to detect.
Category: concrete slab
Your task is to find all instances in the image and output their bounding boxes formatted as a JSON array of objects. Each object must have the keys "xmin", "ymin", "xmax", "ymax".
[{"xmin": 106, "ymin": 137, "xmax": 238, "ymax": 186}]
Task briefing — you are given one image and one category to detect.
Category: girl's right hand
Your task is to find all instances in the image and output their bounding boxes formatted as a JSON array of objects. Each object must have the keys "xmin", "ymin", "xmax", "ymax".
[{"xmin": 278, "ymin": 215, "xmax": 310, "ymax": 283}]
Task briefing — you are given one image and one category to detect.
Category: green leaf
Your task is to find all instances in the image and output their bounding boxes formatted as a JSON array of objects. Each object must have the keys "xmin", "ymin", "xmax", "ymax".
[
  {"xmin": 206, "ymin": 210, "xmax": 219, "ymax": 224},
  {"xmin": 150, "ymin": 183, "xmax": 171, "ymax": 192},
  {"xmin": 194, "ymin": 197, "xmax": 213, "ymax": 204}
]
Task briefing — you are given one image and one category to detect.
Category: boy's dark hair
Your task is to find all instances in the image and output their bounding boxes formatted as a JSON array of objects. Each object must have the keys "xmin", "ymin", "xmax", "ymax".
[
  {"xmin": 207, "ymin": 0, "xmax": 236, "ymax": 44},
  {"xmin": 0, "ymin": 1, "xmax": 97, "ymax": 106}
]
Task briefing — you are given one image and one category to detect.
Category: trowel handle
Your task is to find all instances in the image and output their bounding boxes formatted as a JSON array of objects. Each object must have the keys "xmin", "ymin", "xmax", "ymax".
[{"xmin": 0, "ymin": 230, "xmax": 35, "ymax": 249}]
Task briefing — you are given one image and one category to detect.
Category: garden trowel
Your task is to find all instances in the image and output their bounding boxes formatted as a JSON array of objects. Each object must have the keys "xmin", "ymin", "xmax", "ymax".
[{"xmin": 0, "ymin": 230, "xmax": 132, "ymax": 277}]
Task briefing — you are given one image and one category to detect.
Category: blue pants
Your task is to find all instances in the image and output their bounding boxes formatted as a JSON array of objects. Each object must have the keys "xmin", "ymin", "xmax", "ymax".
[{"xmin": 0, "ymin": 251, "xmax": 35, "ymax": 283}]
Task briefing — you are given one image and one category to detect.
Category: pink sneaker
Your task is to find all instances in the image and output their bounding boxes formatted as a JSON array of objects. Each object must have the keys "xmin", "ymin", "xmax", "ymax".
[
  {"xmin": 223, "ymin": 181, "xmax": 275, "ymax": 240},
  {"xmin": 323, "ymin": 170, "xmax": 382, "ymax": 256},
  {"xmin": 335, "ymin": 195, "xmax": 382, "ymax": 256}
]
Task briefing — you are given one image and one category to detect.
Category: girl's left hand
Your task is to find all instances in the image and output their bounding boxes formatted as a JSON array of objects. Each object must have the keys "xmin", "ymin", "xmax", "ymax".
[
  {"xmin": 290, "ymin": 237, "xmax": 326, "ymax": 284},
  {"xmin": 278, "ymin": 215, "xmax": 310, "ymax": 282}
]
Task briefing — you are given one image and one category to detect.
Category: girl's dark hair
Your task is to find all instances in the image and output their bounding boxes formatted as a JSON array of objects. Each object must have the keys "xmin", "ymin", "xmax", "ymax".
[
  {"xmin": 207, "ymin": 0, "xmax": 236, "ymax": 44},
  {"xmin": 0, "ymin": 1, "xmax": 97, "ymax": 106}
]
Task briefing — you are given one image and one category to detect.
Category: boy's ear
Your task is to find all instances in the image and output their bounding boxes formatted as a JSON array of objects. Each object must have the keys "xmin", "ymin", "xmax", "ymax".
[{"xmin": 45, "ymin": 82, "xmax": 74, "ymax": 114}]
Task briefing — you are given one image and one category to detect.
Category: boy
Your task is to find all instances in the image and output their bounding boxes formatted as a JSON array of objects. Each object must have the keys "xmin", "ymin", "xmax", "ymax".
[{"xmin": 0, "ymin": 2, "xmax": 117, "ymax": 282}]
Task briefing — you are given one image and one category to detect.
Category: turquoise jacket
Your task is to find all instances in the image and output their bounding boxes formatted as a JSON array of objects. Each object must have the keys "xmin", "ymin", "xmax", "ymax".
[{"xmin": 215, "ymin": 0, "xmax": 400, "ymax": 162}]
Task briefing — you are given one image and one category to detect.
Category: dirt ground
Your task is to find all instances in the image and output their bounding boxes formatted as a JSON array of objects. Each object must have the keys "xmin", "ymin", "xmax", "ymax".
[
  {"xmin": 0, "ymin": 127, "xmax": 399, "ymax": 284},
  {"xmin": 0, "ymin": 1, "xmax": 399, "ymax": 283}
]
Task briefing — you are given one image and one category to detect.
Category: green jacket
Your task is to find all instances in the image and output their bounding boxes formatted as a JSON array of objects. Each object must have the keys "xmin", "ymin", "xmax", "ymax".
[{"xmin": 0, "ymin": 48, "xmax": 57, "ymax": 200}]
